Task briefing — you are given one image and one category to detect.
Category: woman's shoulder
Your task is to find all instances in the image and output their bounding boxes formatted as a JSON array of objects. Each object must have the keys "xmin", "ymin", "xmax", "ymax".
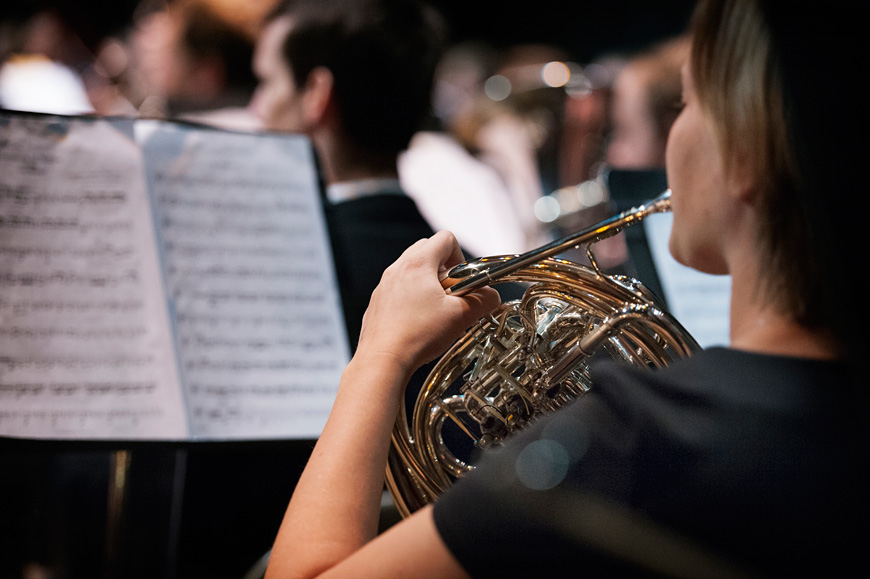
[{"xmin": 589, "ymin": 346, "xmax": 846, "ymax": 406}]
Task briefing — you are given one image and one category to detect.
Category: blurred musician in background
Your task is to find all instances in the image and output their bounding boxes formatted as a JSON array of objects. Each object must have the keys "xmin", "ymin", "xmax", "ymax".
[
  {"xmin": 248, "ymin": 0, "xmax": 447, "ymax": 353},
  {"xmin": 397, "ymin": 42, "xmax": 537, "ymax": 258},
  {"xmin": 128, "ymin": 0, "xmax": 266, "ymax": 129},
  {"xmin": 263, "ymin": 0, "xmax": 867, "ymax": 577},
  {"xmin": 606, "ymin": 34, "xmax": 690, "ymax": 169}
]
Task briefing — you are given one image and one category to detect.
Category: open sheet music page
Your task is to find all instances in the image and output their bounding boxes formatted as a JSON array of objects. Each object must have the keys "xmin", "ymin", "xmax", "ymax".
[
  {"xmin": 643, "ymin": 212, "xmax": 731, "ymax": 349},
  {"xmin": 1, "ymin": 112, "xmax": 349, "ymax": 441},
  {"xmin": 136, "ymin": 120, "xmax": 347, "ymax": 440},
  {"xmin": 0, "ymin": 115, "xmax": 188, "ymax": 439}
]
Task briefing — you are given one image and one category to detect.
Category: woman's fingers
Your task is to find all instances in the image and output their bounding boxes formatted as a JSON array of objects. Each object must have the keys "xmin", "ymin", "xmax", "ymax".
[{"xmin": 357, "ymin": 231, "xmax": 501, "ymax": 373}]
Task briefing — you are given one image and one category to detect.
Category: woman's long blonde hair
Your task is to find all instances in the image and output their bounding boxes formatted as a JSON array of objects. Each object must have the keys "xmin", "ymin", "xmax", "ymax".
[{"xmin": 689, "ymin": 0, "xmax": 826, "ymax": 332}]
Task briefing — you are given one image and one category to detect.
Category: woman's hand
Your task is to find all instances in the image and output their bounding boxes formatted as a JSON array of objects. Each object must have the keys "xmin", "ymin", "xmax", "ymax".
[
  {"xmin": 264, "ymin": 231, "xmax": 493, "ymax": 579},
  {"xmin": 355, "ymin": 231, "xmax": 501, "ymax": 378}
]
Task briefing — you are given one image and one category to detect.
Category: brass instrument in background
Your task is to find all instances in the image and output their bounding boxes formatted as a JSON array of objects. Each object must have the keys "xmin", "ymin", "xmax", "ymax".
[{"xmin": 385, "ymin": 191, "xmax": 700, "ymax": 518}]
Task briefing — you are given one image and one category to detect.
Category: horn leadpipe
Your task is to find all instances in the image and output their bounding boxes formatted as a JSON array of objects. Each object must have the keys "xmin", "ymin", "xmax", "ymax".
[{"xmin": 443, "ymin": 189, "xmax": 673, "ymax": 296}]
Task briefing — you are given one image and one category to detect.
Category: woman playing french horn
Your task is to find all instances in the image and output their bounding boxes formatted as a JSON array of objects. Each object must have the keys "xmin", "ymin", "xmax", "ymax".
[{"xmin": 264, "ymin": 0, "xmax": 866, "ymax": 577}]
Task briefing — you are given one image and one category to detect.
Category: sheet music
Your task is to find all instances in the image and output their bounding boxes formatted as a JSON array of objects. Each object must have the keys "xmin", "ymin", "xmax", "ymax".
[
  {"xmin": 643, "ymin": 212, "xmax": 731, "ymax": 349},
  {"xmin": 137, "ymin": 121, "xmax": 348, "ymax": 439},
  {"xmin": 0, "ymin": 114, "xmax": 187, "ymax": 439},
  {"xmin": 1, "ymin": 113, "xmax": 349, "ymax": 441}
]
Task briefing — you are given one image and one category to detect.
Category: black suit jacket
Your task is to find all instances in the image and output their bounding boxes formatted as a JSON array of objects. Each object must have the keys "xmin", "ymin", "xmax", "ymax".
[{"xmin": 323, "ymin": 192, "xmax": 436, "ymax": 352}]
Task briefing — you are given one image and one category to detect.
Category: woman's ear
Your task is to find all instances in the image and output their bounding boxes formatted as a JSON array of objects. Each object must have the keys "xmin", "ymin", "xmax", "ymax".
[
  {"xmin": 726, "ymin": 147, "xmax": 761, "ymax": 204},
  {"xmin": 301, "ymin": 66, "xmax": 335, "ymax": 125}
]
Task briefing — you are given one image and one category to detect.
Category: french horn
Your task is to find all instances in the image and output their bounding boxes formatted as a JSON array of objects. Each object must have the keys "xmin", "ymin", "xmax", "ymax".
[{"xmin": 385, "ymin": 190, "xmax": 700, "ymax": 518}]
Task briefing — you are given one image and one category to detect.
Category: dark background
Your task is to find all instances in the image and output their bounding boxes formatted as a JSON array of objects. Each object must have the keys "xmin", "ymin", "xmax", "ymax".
[
  {"xmin": 4, "ymin": 0, "xmax": 698, "ymax": 62},
  {"xmin": 434, "ymin": 0, "xmax": 696, "ymax": 60}
]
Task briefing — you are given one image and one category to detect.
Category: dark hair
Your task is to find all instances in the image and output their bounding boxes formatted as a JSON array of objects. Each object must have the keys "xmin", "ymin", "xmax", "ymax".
[
  {"xmin": 270, "ymin": 0, "xmax": 447, "ymax": 154},
  {"xmin": 690, "ymin": 0, "xmax": 863, "ymax": 357},
  {"xmin": 175, "ymin": 0, "xmax": 257, "ymax": 94}
]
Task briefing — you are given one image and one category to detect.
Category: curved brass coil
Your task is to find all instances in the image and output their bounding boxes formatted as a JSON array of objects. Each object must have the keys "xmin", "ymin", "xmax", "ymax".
[{"xmin": 385, "ymin": 191, "xmax": 700, "ymax": 518}]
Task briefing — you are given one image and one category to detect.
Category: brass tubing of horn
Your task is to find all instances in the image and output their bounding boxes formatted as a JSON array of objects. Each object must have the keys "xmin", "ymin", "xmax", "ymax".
[
  {"xmin": 543, "ymin": 304, "xmax": 654, "ymax": 383},
  {"xmin": 387, "ymin": 191, "xmax": 700, "ymax": 517},
  {"xmin": 443, "ymin": 190, "xmax": 672, "ymax": 296},
  {"xmin": 541, "ymin": 302, "xmax": 698, "ymax": 385}
]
